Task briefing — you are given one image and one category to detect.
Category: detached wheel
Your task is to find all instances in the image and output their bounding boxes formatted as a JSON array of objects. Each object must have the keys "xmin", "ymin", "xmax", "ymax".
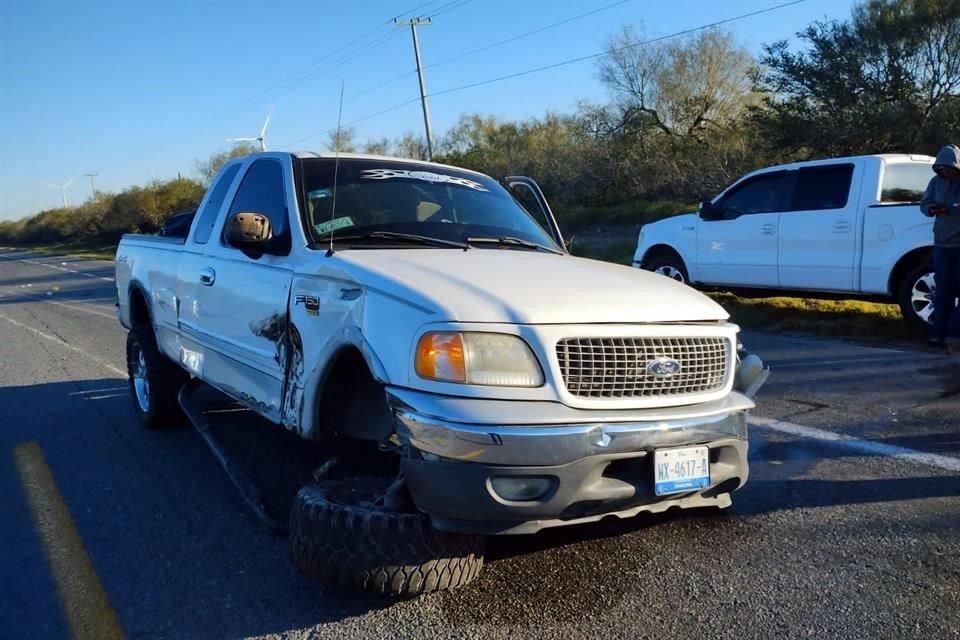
[
  {"xmin": 289, "ymin": 476, "xmax": 485, "ymax": 596},
  {"xmin": 897, "ymin": 263, "xmax": 935, "ymax": 331},
  {"xmin": 126, "ymin": 324, "xmax": 188, "ymax": 428},
  {"xmin": 645, "ymin": 251, "xmax": 688, "ymax": 283}
]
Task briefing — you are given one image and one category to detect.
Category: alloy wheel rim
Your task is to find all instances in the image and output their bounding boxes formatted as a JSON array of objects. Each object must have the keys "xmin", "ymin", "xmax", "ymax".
[
  {"xmin": 911, "ymin": 272, "xmax": 935, "ymax": 325},
  {"xmin": 131, "ymin": 345, "xmax": 151, "ymax": 412},
  {"xmin": 655, "ymin": 265, "xmax": 685, "ymax": 283}
]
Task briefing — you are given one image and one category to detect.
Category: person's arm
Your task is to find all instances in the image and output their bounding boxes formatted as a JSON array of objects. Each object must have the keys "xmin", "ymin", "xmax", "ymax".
[{"xmin": 921, "ymin": 177, "xmax": 945, "ymax": 216}]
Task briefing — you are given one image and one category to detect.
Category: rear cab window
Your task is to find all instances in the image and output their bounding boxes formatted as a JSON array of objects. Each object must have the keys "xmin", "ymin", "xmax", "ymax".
[
  {"xmin": 788, "ymin": 164, "xmax": 854, "ymax": 211},
  {"xmin": 880, "ymin": 162, "xmax": 934, "ymax": 204}
]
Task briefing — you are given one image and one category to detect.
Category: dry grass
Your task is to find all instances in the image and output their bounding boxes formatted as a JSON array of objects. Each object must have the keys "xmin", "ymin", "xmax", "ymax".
[{"xmin": 710, "ymin": 293, "xmax": 918, "ymax": 343}]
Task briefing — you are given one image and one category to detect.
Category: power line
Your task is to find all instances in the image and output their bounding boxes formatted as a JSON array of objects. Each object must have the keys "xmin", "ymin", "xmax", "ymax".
[
  {"xmin": 201, "ymin": 1, "xmax": 443, "ymax": 122},
  {"xmin": 278, "ymin": 0, "xmax": 806, "ymax": 149},
  {"xmin": 428, "ymin": 0, "xmax": 629, "ymax": 70},
  {"xmin": 428, "ymin": 0, "xmax": 808, "ymax": 100},
  {"xmin": 258, "ymin": 0, "xmax": 474, "ymax": 118},
  {"xmin": 277, "ymin": 0, "xmax": 629, "ymax": 135},
  {"xmin": 87, "ymin": 1, "xmax": 441, "ymax": 176},
  {"xmin": 425, "ymin": 0, "xmax": 473, "ymax": 19}
]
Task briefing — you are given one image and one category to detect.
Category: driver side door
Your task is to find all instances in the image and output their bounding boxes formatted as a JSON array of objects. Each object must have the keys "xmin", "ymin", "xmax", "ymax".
[
  {"xmin": 696, "ymin": 171, "xmax": 790, "ymax": 287},
  {"xmin": 181, "ymin": 158, "xmax": 295, "ymax": 422}
]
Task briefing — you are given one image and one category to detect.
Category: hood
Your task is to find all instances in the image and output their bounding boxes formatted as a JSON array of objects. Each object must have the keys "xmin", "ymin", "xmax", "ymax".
[
  {"xmin": 334, "ymin": 249, "xmax": 730, "ymax": 325},
  {"xmin": 644, "ymin": 212, "xmax": 698, "ymax": 232},
  {"xmin": 934, "ymin": 145, "xmax": 960, "ymax": 171}
]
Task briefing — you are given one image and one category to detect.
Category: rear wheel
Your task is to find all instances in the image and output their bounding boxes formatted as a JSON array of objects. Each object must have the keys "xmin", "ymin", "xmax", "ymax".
[
  {"xmin": 289, "ymin": 476, "xmax": 485, "ymax": 596},
  {"xmin": 126, "ymin": 324, "xmax": 188, "ymax": 428},
  {"xmin": 644, "ymin": 251, "xmax": 688, "ymax": 283},
  {"xmin": 897, "ymin": 263, "xmax": 936, "ymax": 331}
]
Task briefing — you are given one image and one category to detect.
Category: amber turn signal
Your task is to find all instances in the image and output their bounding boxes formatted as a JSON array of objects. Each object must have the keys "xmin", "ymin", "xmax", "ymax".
[{"xmin": 415, "ymin": 332, "xmax": 466, "ymax": 383}]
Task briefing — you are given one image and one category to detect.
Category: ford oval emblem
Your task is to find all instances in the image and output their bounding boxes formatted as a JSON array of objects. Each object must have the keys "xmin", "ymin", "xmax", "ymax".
[{"xmin": 647, "ymin": 357, "xmax": 682, "ymax": 377}]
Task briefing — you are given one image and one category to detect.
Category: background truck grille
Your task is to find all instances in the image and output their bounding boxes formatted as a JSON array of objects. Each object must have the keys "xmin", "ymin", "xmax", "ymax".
[{"xmin": 556, "ymin": 337, "xmax": 730, "ymax": 399}]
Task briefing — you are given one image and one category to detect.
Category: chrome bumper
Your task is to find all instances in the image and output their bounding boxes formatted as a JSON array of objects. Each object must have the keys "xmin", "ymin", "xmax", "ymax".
[{"xmin": 387, "ymin": 388, "xmax": 753, "ymax": 467}]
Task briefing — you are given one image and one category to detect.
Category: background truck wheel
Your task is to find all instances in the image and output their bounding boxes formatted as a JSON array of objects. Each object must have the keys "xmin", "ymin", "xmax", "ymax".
[
  {"xmin": 289, "ymin": 476, "xmax": 485, "ymax": 596},
  {"xmin": 644, "ymin": 251, "xmax": 688, "ymax": 283},
  {"xmin": 126, "ymin": 324, "xmax": 188, "ymax": 428},
  {"xmin": 897, "ymin": 263, "xmax": 936, "ymax": 331}
]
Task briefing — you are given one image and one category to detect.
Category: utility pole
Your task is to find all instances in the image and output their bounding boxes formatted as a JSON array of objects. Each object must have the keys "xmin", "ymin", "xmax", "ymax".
[
  {"xmin": 395, "ymin": 17, "xmax": 435, "ymax": 161},
  {"xmin": 84, "ymin": 173, "xmax": 98, "ymax": 197}
]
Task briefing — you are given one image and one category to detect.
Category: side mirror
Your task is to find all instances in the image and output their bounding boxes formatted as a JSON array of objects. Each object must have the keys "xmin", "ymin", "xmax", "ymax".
[
  {"xmin": 699, "ymin": 199, "xmax": 724, "ymax": 221},
  {"xmin": 224, "ymin": 211, "xmax": 274, "ymax": 256}
]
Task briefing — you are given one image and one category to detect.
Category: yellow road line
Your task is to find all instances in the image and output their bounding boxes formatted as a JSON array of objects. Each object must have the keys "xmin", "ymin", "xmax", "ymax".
[{"xmin": 13, "ymin": 441, "xmax": 125, "ymax": 640}]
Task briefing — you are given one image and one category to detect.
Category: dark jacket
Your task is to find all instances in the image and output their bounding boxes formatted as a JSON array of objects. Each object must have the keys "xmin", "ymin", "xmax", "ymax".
[{"xmin": 921, "ymin": 145, "xmax": 960, "ymax": 247}]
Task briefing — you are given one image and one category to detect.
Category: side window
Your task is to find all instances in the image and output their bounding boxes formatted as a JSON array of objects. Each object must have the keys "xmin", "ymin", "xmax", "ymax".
[
  {"xmin": 719, "ymin": 172, "xmax": 789, "ymax": 217},
  {"xmin": 225, "ymin": 159, "xmax": 289, "ymax": 250},
  {"xmin": 193, "ymin": 164, "xmax": 241, "ymax": 244},
  {"xmin": 789, "ymin": 164, "xmax": 854, "ymax": 211},
  {"xmin": 881, "ymin": 163, "xmax": 934, "ymax": 203}
]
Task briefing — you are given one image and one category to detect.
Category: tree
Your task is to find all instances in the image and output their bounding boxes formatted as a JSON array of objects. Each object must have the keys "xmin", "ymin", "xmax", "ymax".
[
  {"xmin": 754, "ymin": 0, "xmax": 960, "ymax": 155},
  {"xmin": 362, "ymin": 137, "xmax": 390, "ymax": 155},
  {"xmin": 327, "ymin": 126, "xmax": 356, "ymax": 153},
  {"xmin": 597, "ymin": 26, "xmax": 759, "ymax": 140},
  {"xmin": 394, "ymin": 132, "xmax": 429, "ymax": 160},
  {"xmin": 196, "ymin": 142, "xmax": 258, "ymax": 185}
]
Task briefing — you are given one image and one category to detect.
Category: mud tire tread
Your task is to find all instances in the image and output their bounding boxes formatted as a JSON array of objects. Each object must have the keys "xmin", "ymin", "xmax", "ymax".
[{"xmin": 289, "ymin": 477, "xmax": 485, "ymax": 596}]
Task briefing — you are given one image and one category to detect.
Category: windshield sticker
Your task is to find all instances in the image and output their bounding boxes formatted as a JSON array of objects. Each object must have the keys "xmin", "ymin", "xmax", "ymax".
[
  {"xmin": 314, "ymin": 216, "xmax": 354, "ymax": 236},
  {"xmin": 360, "ymin": 168, "xmax": 488, "ymax": 192}
]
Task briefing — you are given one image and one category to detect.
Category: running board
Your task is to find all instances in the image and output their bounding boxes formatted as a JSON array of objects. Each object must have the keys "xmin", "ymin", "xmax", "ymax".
[{"xmin": 178, "ymin": 379, "xmax": 288, "ymax": 534}]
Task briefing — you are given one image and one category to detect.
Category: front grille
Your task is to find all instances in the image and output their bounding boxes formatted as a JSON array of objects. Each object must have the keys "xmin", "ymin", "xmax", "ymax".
[{"xmin": 556, "ymin": 336, "xmax": 730, "ymax": 399}]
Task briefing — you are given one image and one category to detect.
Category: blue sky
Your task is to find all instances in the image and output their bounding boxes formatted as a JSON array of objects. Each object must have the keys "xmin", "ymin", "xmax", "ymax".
[{"xmin": 0, "ymin": 0, "xmax": 855, "ymax": 220}]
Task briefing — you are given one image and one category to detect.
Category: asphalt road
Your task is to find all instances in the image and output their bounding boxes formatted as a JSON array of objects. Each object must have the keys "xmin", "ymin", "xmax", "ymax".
[{"xmin": 0, "ymin": 249, "xmax": 957, "ymax": 640}]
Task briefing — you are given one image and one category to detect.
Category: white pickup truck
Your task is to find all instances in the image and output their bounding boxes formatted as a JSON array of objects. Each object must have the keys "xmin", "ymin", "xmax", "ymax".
[
  {"xmin": 634, "ymin": 154, "xmax": 937, "ymax": 328},
  {"xmin": 115, "ymin": 151, "xmax": 766, "ymax": 596}
]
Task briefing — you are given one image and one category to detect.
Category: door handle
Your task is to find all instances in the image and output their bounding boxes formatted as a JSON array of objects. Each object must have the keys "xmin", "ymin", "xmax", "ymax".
[
  {"xmin": 199, "ymin": 267, "xmax": 216, "ymax": 286},
  {"xmin": 833, "ymin": 221, "xmax": 852, "ymax": 233},
  {"xmin": 761, "ymin": 223, "xmax": 776, "ymax": 235}
]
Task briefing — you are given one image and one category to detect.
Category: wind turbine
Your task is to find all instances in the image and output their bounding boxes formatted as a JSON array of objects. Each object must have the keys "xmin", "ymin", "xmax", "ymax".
[
  {"xmin": 40, "ymin": 177, "xmax": 77, "ymax": 208},
  {"xmin": 226, "ymin": 108, "xmax": 274, "ymax": 152}
]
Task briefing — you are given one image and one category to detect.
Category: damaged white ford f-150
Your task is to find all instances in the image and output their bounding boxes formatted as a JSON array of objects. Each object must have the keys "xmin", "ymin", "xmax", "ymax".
[{"xmin": 115, "ymin": 151, "xmax": 767, "ymax": 596}]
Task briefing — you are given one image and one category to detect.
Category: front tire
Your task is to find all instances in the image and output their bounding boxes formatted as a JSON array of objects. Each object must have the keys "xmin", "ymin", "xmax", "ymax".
[
  {"xmin": 126, "ymin": 324, "xmax": 188, "ymax": 428},
  {"xmin": 289, "ymin": 476, "xmax": 485, "ymax": 596},
  {"xmin": 897, "ymin": 263, "xmax": 935, "ymax": 331},
  {"xmin": 644, "ymin": 251, "xmax": 688, "ymax": 283}
]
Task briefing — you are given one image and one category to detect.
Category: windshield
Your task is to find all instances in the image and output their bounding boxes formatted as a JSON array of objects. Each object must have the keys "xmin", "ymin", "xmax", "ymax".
[{"xmin": 298, "ymin": 158, "xmax": 559, "ymax": 250}]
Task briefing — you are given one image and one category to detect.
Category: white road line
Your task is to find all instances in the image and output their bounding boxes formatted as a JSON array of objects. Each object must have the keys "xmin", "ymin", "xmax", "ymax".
[
  {"xmin": 0, "ymin": 312, "xmax": 126, "ymax": 377},
  {"xmin": 0, "ymin": 283, "xmax": 117, "ymax": 320},
  {"xmin": 46, "ymin": 300, "xmax": 116, "ymax": 320},
  {"xmin": 750, "ymin": 415, "xmax": 960, "ymax": 473},
  {"xmin": 0, "ymin": 253, "xmax": 114, "ymax": 282}
]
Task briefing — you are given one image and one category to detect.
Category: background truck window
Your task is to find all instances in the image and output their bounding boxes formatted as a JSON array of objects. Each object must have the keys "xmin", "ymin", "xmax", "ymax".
[
  {"xmin": 720, "ymin": 172, "xmax": 790, "ymax": 216},
  {"xmin": 790, "ymin": 164, "xmax": 854, "ymax": 211},
  {"xmin": 880, "ymin": 163, "xmax": 934, "ymax": 203}
]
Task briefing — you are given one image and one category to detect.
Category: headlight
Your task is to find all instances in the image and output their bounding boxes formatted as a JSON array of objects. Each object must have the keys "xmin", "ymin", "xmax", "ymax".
[{"xmin": 415, "ymin": 332, "xmax": 544, "ymax": 387}]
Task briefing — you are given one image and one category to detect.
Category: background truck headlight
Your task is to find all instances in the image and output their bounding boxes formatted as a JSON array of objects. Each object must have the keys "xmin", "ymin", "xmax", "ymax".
[{"xmin": 416, "ymin": 332, "xmax": 544, "ymax": 387}]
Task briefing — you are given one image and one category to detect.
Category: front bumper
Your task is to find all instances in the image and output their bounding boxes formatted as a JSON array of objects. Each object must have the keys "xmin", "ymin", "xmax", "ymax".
[{"xmin": 388, "ymin": 388, "xmax": 753, "ymax": 534}]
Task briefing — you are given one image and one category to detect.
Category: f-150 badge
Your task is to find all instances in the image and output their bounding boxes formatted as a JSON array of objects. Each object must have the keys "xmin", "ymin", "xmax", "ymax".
[{"xmin": 294, "ymin": 295, "xmax": 320, "ymax": 316}]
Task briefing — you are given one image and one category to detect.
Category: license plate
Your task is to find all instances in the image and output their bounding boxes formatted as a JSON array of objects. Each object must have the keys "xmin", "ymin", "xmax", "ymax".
[{"xmin": 653, "ymin": 446, "xmax": 710, "ymax": 496}]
